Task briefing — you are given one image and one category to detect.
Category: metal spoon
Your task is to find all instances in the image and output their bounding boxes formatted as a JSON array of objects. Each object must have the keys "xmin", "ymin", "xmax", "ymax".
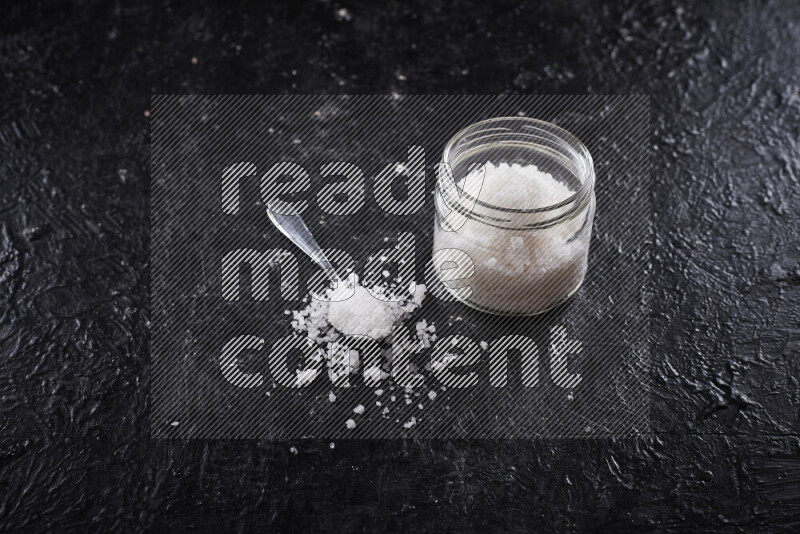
[{"xmin": 266, "ymin": 206, "xmax": 351, "ymax": 291}]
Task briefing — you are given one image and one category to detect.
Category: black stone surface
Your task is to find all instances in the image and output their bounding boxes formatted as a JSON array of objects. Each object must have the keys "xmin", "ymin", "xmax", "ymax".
[{"xmin": 1, "ymin": 0, "xmax": 799, "ymax": 531}]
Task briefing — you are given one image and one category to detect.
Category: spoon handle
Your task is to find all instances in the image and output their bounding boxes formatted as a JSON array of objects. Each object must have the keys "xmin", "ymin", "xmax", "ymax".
[{"xmin": 267, "ymin": 208, "xmax": 344, "ymax": 286}]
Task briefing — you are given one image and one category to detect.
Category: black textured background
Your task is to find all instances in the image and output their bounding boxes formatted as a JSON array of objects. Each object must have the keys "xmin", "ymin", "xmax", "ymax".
[{"xmin": 1, "ymin": 0, "xmax": 799, "ymax": 532}]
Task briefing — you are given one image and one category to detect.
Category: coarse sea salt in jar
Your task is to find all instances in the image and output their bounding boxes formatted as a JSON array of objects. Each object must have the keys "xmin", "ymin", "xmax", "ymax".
[{"xmin": 433, "ymin": 117, "xmax": 596, "ymax": 316}]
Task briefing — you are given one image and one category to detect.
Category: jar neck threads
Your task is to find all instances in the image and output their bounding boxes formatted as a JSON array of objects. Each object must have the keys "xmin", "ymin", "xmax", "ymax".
[{"xmin": 437, "ymin": 118, "xmax": 595, "ymax": 231}]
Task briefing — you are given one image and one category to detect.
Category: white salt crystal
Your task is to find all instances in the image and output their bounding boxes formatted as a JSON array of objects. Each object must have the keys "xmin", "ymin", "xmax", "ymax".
[
  {"xmin": 348, "ymin": 350, "xmax": 360, "ymax": 370},
  {"xmin": 431, "ymin": 353, "xmax": 459, "ymax": 372},
  {"xmin": 328, "ymin": 392, "xmax": 336, "ymax": 402},
  {"xmin": 353, "ymin": 404, "xmax": 365, "ymax": 414},
  {"xmin": 403, "ymin": 416, "xmax": 417, "ymax": 429},
  {"xmin": 428, "ymin": 391, "xmax": 437, "ymax": 400},
  {"xmin": 295, "ymin": 368, "xmax": 318, "ymax": 387},
  {"xmin": 415, "ymin": 319, "xmax": 436, "ymax": 349},
  {"xmin": 345, "ymin": 419, "xmax": 356, "ymax": 429},
  {"xmin": 364, "ymin": 366, "xmax": 384, "ymax": 383}
]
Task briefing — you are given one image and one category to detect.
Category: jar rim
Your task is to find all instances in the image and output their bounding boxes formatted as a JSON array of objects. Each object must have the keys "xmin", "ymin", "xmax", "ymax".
[{"xmin": 440, "ymin": 116, "xmax": 595, "ymax": 217}]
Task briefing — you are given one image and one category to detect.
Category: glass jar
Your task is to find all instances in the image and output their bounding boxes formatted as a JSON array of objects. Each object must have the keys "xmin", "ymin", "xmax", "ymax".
[{"xmin": 433, "ymin": 117, "xmax": 596, "ymax": 316}]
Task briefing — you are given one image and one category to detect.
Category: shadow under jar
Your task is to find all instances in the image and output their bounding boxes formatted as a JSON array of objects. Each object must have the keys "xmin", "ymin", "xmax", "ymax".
[{"xmin": 433, "ymin": 117, "xmax": 596, "ymax": 316}]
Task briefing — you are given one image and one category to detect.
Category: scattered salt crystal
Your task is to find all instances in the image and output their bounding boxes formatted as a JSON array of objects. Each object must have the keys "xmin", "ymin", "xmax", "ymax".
[
  {"xmin": 431, "ymin": 353, "xmax": 459, "ymax": 372},
  {"xmin": 403, "ymin": 417, "xmax": 417, "ymax": 429},
  {"xmin": 348, "ymin": 349, "xmax": 360, "ymax": 370},
  {"xmin": 375, "ymin": 389, "xmax": 384, "ymax": 396},
  {"xmin": 329, "ymin": 442, "xmax": 335, "ymax": 449},
  {"xmin": 410, "ymin": 283, "xmax": 426, "ymax": 305},
  {"xmin": 328, "ymin": 392, "xmax": 337, "ymax": 402},
  {"xmin": 335, "ymin": 7, "xmax": 351, "ymax": 21},
  {"xmin": 295, "ymin": 368, "xmax": 319, "ymax": 387},
  {"xmin": 353, "ymin": 404, "xmax": 365, "ymax": 414},
  {"xmin": 479, "ymin": 341, "xmax": 489, "ymax": 351},
  {"xmin": 415, "ymin": 319, "xmax": 436, "ymax": 348},
  {"xmin": 428, "ymin": 391, "xmax": 437, "ymax": 400},
  {"xmin": 289, "ymin": 446, "xmax": 298, "ymax": 455},
  {"xmin": 345, "ymin": 419, "xmax": 356, "ymax": 429},
  {"xmin": 364, "ymin": 366, "xmax": 389, "ymax": 382}
]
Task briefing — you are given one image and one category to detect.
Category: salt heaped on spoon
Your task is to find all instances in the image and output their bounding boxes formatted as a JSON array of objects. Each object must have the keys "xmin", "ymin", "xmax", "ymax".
[{"xmin": 290, "ymin": 276, "xmax": 427, "ymax": 344}]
